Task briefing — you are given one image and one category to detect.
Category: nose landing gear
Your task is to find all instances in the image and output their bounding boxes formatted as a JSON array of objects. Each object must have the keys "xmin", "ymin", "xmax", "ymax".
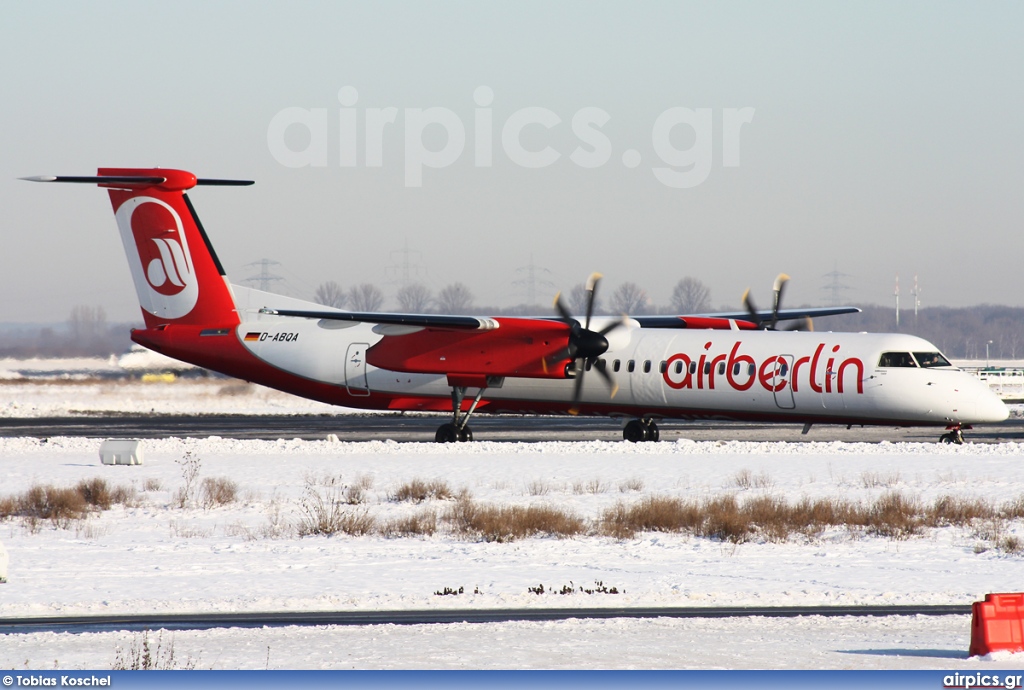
[
  {"xmin": 939, "ymin": 424, "xmax": 965, "ymax": 445},
  {"xmin": 623, "ymin": 418, "xmax": 660, "ymax": 443}
]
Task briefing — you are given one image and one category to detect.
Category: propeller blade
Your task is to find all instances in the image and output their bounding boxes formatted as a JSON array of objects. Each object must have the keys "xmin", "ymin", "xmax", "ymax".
[
  {"xmin": 780, "ymin": 317, "xmax": 813, "ymax": 332},
  {"xmin": 542, "ymin": 344, "xmax": 575, "ymax": 373},
  {"xmin": 593, "ymin": 360, "xmax": 620, "ymax": 398},
  {"xmin": 597, "ymin": 315, "xmax": 627, "ymax": 337},
  {"xmin": 742, "ymin": 288, "xmax": 761, "ymax": 327},
  {"xmin": 553, "ymin": 292, "xmax": 574, "ymax": 323},
  {"xmin": 568, "ymin": 359, "xmax": 586, "ymax": 415},
  {"xmin": 770, "ymin": 273, "xmax": 790, "ymax": 330},
  {"xmin": 584, "ymin": 272, "xmax": 602, "ymax": 330}
]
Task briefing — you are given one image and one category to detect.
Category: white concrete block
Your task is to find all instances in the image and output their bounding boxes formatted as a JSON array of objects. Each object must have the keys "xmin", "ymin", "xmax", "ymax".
[{"xmin": 99, "ymin": 439, "xmax": 144, "ymax": 466}]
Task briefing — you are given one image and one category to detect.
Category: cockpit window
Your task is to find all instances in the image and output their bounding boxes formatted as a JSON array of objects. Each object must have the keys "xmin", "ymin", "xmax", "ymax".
[
  {"xmin": 878, "ymin": 352, "xmax": 917, "ymax": 368},
  {"xmin": 913, "ymin": 352, "xmax": 952, "ymax": 368}
]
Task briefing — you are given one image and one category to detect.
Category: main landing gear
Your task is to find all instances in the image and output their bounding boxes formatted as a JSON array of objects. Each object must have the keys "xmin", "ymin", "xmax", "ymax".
[
  {"xmin": 623, "ymin": 418, "xmax": 660, "ymax": 443},
  {"xmin": 435, "ymin": 385, "xmax": 485, "ymax": 443},
  {"xmin": 939, "ymin": 424, "xmax": 965, "ymax": 445}
]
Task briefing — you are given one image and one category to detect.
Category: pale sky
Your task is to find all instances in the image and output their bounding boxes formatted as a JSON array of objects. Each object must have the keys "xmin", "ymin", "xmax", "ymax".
[{"xmin": 2, "ymin": 1, "xmax": 1022, "ymax": 323}]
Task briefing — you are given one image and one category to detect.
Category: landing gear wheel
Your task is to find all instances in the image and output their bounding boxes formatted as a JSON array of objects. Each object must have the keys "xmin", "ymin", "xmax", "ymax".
[
  {"xmin": 645, "ymin": 421, "xmax": 660, "ymax": 442},
  {"xmin": 435, "ymin": 423, "xmax": 460, "ymax": 443},
  {"xmin": 939, "ymin": 429, "xmax": 964, "ymax": 445},
  {"xmin": 458, "ymin": 426, "xmax": 473, "ymax": 442},
  {"xmin": 623, "ymin": 419, "xmax": 648, "ymax": 443}
]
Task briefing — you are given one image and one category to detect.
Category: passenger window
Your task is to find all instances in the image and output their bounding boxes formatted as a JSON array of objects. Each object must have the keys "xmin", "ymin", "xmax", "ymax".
[
  {"xmin": 717, "ymin": 362, "xmax": 725, "ymax": 376},
  {"xmin": 613, "ymin": 359, "xmax": 621, "ymax": 372},
  {"xmin": 659, "ymin": 361, "xmax": 667, "ymax": 373},
  {"xmin": 780, "ymin": 362, "xmax": 789, "ymax": 376},
  {"xmin": 703, "ymin": 362, "xmax": 711, "ymax": 375},
  {"xmin": 674, "ymin": 361, "xmax": 683, "ymax": 375},
  {"xmin": 689, "ymin": 362, "xmax": 697, "ymax": 375},
  {"xmin": 627, "ymin": 360, "xmax": 635, "ymax": 373},
  {"xmin": 913, "ymin": 352, "xmax": 952, "ymax": 368},
  {"xmin": 878, "ymin": 352, "xmax": 917, "ymax": 368},
  {"xmin": 733, "ymin": 363, "xmax": 740, "ymax": 376},
  {"xmin": 643, "ymin": 360, "xmax": 652, "ymax": 373},
  {"xmin": 748, "ymin": 364, "xmax": 755, "ymax": 377}
]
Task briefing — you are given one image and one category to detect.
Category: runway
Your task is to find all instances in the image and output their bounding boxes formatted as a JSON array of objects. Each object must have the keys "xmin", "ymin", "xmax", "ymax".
[
  {"xmin": 0, "ymin": 604, "xmax": 972, "ymax": 634},
  {"xmin": 0, "ymin": 413, "xmax": 1020, "ymax": 443}
]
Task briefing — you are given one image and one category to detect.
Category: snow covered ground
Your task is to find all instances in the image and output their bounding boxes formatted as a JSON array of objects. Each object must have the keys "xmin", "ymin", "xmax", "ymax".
[
  {"xmin": 2, "ymin": 435, "xmax": 1024, "ymax": 669},
  {"xmin": 1, "ymin": 371, "xmax": 1023, "ymax": 669}
]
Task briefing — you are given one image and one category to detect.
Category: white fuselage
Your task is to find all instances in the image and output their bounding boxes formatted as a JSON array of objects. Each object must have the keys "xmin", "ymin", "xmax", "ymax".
[{"xmin": 236, "ymin": 309, "xmax": 1007, "ymax": 426}]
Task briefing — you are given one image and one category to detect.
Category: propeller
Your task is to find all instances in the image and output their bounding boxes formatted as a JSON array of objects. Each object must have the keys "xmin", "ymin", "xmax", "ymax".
[
  {"xmin": 548, "ymin": 273, "xmax": 624, "ymax": 414},
  {"xmin": 742, "ymin": 273, "xmax": 813, "ymax": 331}
]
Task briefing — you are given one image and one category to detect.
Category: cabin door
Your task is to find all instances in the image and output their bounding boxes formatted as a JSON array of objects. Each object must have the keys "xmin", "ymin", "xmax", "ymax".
[
  {"xmin": 345, "ymin": 343, "xmax": 371, "ymax": 396},
  {"xmin": 772, "ymin": 355, "xmax": 796, "ymax": 409}
]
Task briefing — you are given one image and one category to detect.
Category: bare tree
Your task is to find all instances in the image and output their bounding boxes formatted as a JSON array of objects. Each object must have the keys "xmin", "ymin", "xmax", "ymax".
[
  {"xmin": 396, "ymin": 283, "xmax": 433, "ymax": 312},
  {"xmin": 567, "ymin": 284, "xmax": 604, "ymax": 317},
  {"xmin": 609, "ymin": 282, "xmax": 649, "ymax": 315},
  {"xmin": 313, "ymin": 281, "xmax": 347, "ymax": 309},
  {"xmin": 670, "ymin": 277, "xmax": 712, "ymax": 314},
  {"xmin": 437, "ymin": 282, "xmax": 474, "ymax": 313},
  {"xmin": 347, "ymin": 283, "xmax": 384, "ymax": 312}
]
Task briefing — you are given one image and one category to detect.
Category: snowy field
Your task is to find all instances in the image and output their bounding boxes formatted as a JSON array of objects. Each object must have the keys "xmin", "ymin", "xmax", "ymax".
[
  {"xmin": 1, "ymin": 368, "xmax": 1023, "ymax": 669},
  {"xmin": 2, "ymin": 436, "xmax": 1024, "ymax": 669}
]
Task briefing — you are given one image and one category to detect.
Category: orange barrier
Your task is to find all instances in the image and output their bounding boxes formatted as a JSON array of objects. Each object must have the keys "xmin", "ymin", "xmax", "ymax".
[{"xmin": 970, "ymin": 593, "xmax": 1024, "ymax": 657}]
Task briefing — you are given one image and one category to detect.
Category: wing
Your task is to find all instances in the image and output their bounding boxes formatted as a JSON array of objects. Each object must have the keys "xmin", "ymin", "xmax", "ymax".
[
  {"xmin": 260, "ymin": 308, "xmax": 578, "ymax": 381},
  {"xmin": 258, "ymin": 308, "xmax": 497, "ymax": 331},
  {"xmin": 634, "ymin": 306, "xmax": 861, "ymax": 329}
]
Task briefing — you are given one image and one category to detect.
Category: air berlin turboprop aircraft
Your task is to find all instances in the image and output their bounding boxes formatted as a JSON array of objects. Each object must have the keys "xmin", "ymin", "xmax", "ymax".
[{"xmin": 24, "ymin": 168, "xmax": 1007, "ymax": 443}]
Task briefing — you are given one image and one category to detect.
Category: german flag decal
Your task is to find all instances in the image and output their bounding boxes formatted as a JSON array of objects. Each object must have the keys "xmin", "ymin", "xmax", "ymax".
[{"xmin": 244, "ymin": 332, "xmax": 262, "ymax": 342}]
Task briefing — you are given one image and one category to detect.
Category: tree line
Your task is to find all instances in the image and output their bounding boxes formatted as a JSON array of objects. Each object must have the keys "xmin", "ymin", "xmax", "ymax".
[
  {"xmin": 2, "ymin": 277, "xmax": 1022, "ymax": 360},
  {"xmin": 311, "ymin": 276, "xmax": 714, "ymax": 316}
]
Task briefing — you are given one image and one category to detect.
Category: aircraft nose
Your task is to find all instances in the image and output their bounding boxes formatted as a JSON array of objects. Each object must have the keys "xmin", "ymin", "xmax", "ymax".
[{"xmin": 976, "ymin": 390, "xmax": 1010, "ymax": 423}]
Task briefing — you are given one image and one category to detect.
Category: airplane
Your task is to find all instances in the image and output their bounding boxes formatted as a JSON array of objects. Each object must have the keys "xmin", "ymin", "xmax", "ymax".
[{"xmin": 22, "ymin": 168, "xmax": 1008, "ymax": 444}]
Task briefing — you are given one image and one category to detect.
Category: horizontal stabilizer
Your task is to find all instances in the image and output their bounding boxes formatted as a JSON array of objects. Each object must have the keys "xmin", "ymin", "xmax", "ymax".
[{"xmin": 20, "ymin": 175, "xmax": 254, "ymax": 187}]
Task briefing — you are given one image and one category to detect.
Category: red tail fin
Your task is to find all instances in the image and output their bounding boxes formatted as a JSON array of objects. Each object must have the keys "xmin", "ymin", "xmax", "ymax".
[{"xmin": 99, "ymin": 168, "xmax": 240, "ymax": 328}]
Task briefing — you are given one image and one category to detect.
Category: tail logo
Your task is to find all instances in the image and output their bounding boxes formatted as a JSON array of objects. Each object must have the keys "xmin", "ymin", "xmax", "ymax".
[{"xmin": 114, "ymin": 196, "xmax": 200, "ymax": 319}]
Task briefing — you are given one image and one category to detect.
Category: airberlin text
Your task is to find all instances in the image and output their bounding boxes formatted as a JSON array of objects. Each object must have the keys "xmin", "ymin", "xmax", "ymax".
[{"xmin": 661, "ymin": 341, "xmax": 865, "ymax": 395}]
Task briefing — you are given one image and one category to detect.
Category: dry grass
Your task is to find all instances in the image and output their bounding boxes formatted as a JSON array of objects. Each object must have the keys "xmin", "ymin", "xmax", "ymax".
[
  {"xmin": 113, "ymin": 630, "xmax": 197, "ymax": 670},
  {"xmin": 296, "ymin": 476, "xmax": 377, "ymax": 537},
  {"xmin": 597, "ymin": 491, "xmax": 1017, "ymax": 545},
  {"xmin": 618, "ymin": 477, "xmax": 645, "ymax": 493},
  {"xmin": 1002, "ymin": 535, "xmax": 1023, "ymax": 554},
  {"xmin": 173, "ymin": 452, "xmax": 202, "ymax": 509},
  {"xmin": 526, "ymin": 479, "xmax": 551, "ymax": 496},
  {"xmin": 200, "ymin": 477, "xmax": 238, "ymax": 508},
  {"xmin": 1003, "ymin": 495, "xmax": 1024, "ymax": 519},
  {"xmin": 733, "ymin": 469, "xmax": 752, "ymax": 489},
  {"xmin": 168, "ymin": 521, "xmax": 212, "ymax": 539},
  {"xmin": 865, "ymin": 492, "xmax": 922, "ymax": 540},
  {"xmin": 391, "ymin": 479, "xmax": 453, "ymax": 503},
  {"xmin": 381, "ymin": 509, "xmax": 438, "ymax": 537},
  {"xmin": 0, "ymin": 478, "xmax": 137, "ymax": 530},
  {"xmin": 733, "ymin": 469, "xmax": 773, "ymax": 490},
  {"xmin": 446, "ymin": 498, "xmax": 584, "ymax": 542},
  {"xmin": 927, "ymin": 495, "xmax": 996, "ymax": 526},
  {"xmin": 599, "ymin": 496, "xmax": 703, "ymax": 539},
  {"xmin": 861, "ymin": 470, "xmax": 902, "ymax": 488},
  {"xmin": 572, "ymin": 479, "xmax": 607, "ymax": 495}
]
